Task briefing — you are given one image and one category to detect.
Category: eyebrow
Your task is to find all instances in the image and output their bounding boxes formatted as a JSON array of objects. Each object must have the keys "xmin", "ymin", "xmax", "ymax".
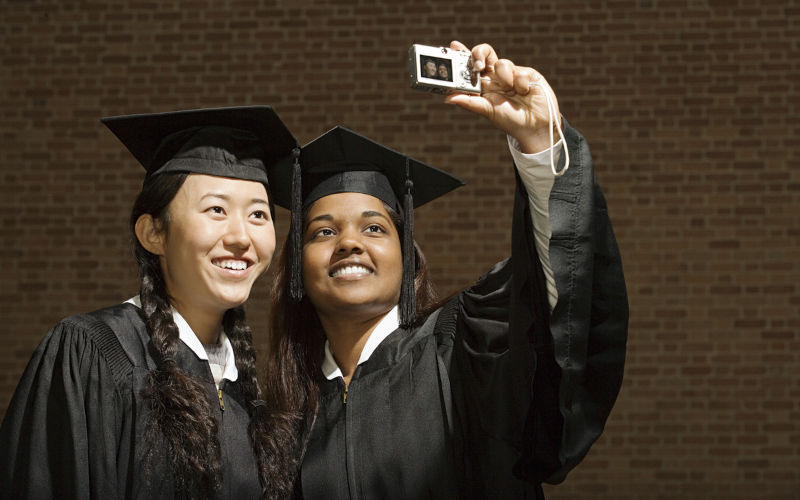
[
  {"xmin": 200, "ymin": 193, "xmax": 269, "ymax": 205},
  {"xmin": 362, "ymin": 210, "xmax": 390, "ymax": 222},
  {"xmin": 304, "ymin": 210, "xmax": 391, "ymax": 231}
]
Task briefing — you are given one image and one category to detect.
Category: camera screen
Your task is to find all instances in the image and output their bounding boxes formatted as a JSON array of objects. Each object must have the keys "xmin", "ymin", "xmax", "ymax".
[{"xmin": 419, "ymin": 55, "xmax": 453, "ymax": 82}]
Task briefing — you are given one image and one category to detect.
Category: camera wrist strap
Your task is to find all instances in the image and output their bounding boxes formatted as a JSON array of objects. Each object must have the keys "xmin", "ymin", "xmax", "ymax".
[{"xmin": 529, "ymin": 81, "xmax": 569, "ymax": 177}]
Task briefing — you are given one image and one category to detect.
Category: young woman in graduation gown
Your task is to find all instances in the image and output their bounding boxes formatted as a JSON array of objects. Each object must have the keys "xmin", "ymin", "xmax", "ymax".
[
  {"xmin": 263, "ymin": 42, "xmax": 629, "ymax": 498},
  {"xmin": 0, "ymin": 106, "xmax": 300, "ymax": 499}
]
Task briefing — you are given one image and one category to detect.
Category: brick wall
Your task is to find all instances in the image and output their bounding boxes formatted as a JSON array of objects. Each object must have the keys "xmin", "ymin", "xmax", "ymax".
[{"xmin": 1, "ymin": 1, "xmax": 797, "ymax": 497}]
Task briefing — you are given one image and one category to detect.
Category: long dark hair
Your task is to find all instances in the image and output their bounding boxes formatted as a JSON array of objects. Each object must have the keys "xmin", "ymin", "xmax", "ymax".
[
  {"xmin": 264, "ymin": 202, "xmax": 441, "ymax": 464},
  {"xmin": 130, "ymin": 172, "xmax": 289, "ymax": 499}
]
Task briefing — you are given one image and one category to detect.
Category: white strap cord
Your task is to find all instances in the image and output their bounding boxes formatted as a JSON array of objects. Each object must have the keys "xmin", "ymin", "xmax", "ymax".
[
  {"xmin": 478, "ymin": 74, "xmax": 570, "ymax": 177},
  {"xmin": 529, "ymin": 81, "xmax": 569, "ymax": 177}
]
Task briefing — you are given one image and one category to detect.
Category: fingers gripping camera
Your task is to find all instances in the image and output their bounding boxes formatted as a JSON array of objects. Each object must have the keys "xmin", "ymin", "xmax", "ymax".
[{"xmin": 409, "ymin": 44, "xmax": 481, "ymax": 95}]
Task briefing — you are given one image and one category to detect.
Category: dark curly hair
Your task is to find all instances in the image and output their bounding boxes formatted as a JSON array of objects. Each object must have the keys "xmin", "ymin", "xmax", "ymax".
[{"xmin": 130, "ymin": 172, "xmax": 291, "ymax": 499}]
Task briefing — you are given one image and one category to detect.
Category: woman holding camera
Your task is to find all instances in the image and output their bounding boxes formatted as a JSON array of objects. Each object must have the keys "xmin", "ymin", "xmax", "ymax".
[
  {"xmin": 0, "ymin": 106, "xmax": 298, "ymax": 499},
  {"xmin": 264, "ymin": 41, "xmax": 628, "ymax": 498}
]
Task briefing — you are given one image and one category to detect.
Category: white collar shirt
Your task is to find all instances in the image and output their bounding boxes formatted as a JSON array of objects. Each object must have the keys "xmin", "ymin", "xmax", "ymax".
[
  {"xmin": 125, "ymin": 296, "xmax": 238, "ymax": 383},
  {"xmin": 322, "ymin": 305, "xmax": 400, "ymax": 381}
]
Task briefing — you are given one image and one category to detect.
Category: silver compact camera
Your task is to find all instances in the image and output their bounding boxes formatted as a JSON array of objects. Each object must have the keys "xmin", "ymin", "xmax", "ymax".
[{"xmin": 408, "ymin": 44, "xmax": 481, "ymax": 95}]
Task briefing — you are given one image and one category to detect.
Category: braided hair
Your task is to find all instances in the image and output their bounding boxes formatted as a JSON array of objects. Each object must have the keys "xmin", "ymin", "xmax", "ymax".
[{"xmin": 130, "ymin": 172, "xmax": 290, "ymax": 499}]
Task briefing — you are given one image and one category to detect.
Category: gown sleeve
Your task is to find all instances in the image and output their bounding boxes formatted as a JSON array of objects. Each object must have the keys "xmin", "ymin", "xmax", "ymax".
[
  {"xmin": 543, "ymin": 123, "xmax": 628, "ymax": 483},
  {"xmin": 0, "ymin": 315, "xmax": 129, "ymax": 499},
  {"xmin": 450, "ymin": 122, "xmax": 628, "ymax": 489}
]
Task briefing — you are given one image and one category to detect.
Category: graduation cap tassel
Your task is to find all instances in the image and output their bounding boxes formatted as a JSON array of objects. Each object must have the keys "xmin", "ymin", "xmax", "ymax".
[
  {"xmin": 400, "ymin": 158, "xmax": 416, "ymax": 328},
  {"xmin": 289, "ymin": 147, "xmax": 304, "ymax": 302}
]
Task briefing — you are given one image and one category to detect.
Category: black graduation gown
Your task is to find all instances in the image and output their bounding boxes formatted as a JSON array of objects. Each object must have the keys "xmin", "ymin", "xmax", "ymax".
[
  {"xmin": 299, "ymin": 124, "xmax": 628, "ymax": 499},
  {"xmin": 0, "ymin": 303, "xmax": 262, "ymax": 499}
]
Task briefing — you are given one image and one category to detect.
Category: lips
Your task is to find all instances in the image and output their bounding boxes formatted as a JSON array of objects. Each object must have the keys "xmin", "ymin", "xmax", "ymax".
[
  {"xmin": 329, "ymin": 261, "xmax": 374, "ymax": 278},
  {"xmin": 212, "ymin": 258, "xmax": 252, "ymax": 271},
  {"xmin": 331, "ymin": 265, "xmax": 372, "ymax": 278}
]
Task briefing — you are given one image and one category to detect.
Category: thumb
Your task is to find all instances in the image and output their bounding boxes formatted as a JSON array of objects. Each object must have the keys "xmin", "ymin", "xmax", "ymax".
[{"xmin": 443, "ymin": 93, "xmax": 493, "ymax": 119}]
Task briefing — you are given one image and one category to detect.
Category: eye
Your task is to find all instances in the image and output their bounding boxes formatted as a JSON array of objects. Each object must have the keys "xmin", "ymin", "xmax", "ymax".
[
  {"xmin": 305, "ymin": 226, "xmax": 335, "ymax": 242},
  {"xmin": 207, "ymin": 206, "xmax": 225, "ymax": 215},
  {"xmin": 251, "ymin": 210, "xmax": 270, "ymax": 220},
  {"xmin": 365, "ymin": 224, "xmax": 385, "ymax": 234}
]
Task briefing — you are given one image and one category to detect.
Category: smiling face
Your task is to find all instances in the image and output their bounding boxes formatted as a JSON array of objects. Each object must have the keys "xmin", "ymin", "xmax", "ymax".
[
  {"xmin": 302, "ymin": 192, "xmax": 403, "ymax": 322},
  {"xmin": 423, "ymin": 60, "xmax": 438, "ymax": 78},
  {"xmin": 149, "ymin": 174, "xmax": 275, "ymax": 318}
]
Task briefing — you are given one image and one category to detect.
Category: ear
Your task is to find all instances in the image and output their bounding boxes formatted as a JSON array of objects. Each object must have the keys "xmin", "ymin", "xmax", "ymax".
[{"xmin": 135, "ymin": 214, "xmax": 165, "ymax": 256}]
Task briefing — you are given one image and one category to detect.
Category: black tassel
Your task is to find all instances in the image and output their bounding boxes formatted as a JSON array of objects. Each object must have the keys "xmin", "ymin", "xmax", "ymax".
[
  {"xmin": 289, "ymin": 147, "xmax": 304, "ymax": 302},
  {"xmin": 399, "ymin": 158, "xmax": 416, "ymax": 327}
]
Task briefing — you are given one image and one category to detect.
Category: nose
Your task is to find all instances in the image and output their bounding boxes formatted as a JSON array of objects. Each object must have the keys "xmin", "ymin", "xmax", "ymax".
[
  {"xmin": 335, "ymin": 226, "xmax": 363, "ymax": 255},
  {"xmin": 223, "ymin": 215, "xmax": 250, "ymax": 250}
]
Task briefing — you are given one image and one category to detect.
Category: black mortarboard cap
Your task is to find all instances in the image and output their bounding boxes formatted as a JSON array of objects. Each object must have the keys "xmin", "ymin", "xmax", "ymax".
[
  {"xmin": 269, "ymin": 126, "xmax": 464, "ymax": 327},
  {"xmin": 101, "ymin": 105, "xmax": 298, "ymax": 185}
]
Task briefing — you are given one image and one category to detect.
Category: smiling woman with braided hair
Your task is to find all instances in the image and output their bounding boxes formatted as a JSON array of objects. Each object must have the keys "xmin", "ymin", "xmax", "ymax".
[{"xmin": 0, "ymin": 106, "xmax": 299, "ymax": 499}]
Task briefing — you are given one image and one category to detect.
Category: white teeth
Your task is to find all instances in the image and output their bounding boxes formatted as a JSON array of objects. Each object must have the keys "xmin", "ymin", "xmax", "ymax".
[
  {"xmin": 331, "ymin": 265, "xmax": 370, "ymax": 277},
  {"xmin": 216, "ymin": 259, "xmax": 248, "ymax": 271}
]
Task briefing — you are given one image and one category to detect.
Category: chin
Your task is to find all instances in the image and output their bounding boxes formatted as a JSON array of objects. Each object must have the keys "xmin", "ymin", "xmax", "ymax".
[
  {"xmin": 329, "ymin": 297, "xmax": 396, "ymax": 316},
  {"xmin": 213, "ymin": 291, "xmax": 252, "ymax": 310}
]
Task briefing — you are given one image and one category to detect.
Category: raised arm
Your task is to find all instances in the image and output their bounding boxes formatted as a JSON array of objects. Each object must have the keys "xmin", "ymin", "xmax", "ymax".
[
  {"xmin": 446, "ymin": 40, "xmax": 566, "ymax": 309},
  {"xmin": 445, "ymin": 41, "xmax": 628, "ymax": 486}
]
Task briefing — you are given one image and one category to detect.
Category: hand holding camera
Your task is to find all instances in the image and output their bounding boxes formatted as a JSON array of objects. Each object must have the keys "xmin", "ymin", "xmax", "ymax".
[{"xmin": 411, "ymin": 41, "xmax": 562, "ymax": 156}]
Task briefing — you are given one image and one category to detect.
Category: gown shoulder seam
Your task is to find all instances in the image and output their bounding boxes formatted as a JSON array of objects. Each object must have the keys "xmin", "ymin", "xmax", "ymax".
[{"xmin": 58, "ymin": 312, "xmax": 136, "ymax": 390}]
